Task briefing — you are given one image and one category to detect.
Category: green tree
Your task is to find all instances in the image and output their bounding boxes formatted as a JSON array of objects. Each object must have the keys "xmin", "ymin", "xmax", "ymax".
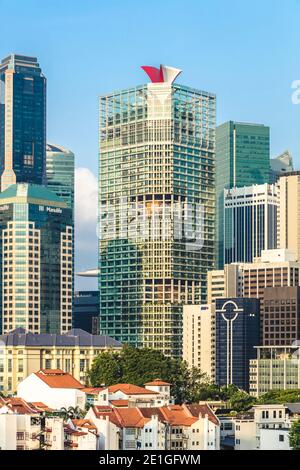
[
  {"xmin": 289, "ymin": 419, "xmax": 300, "ymax": 450},
  {"xmin": 259, "ymin": 389, "xmax": 300, "ymax": 405}
]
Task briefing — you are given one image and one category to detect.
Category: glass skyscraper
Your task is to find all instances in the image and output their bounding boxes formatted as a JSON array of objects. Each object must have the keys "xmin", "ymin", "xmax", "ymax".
[
  {"xmin": 46, "ymin": 143, "xmax": 74, "ymax": 212},
  {"xmin": 0, "ymin": 55, "xmax": 46, "ymax": 191},
  {"xmin": 216, "ymin": 121, "xmax": 270, "ymax": 268},
  {"xmin": 98, "ymin": 66, "xmax": 216, "ymax": 357},
  {"xmin": 0, "ymin": 183, "xmax": 73, "ymax": 334},
  {"xmin": 224, "ymin": 183, "xmax": 278, "ymax": 264}
]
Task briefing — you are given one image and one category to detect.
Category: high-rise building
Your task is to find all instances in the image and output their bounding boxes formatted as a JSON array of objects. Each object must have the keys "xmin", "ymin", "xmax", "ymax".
[
  {"xmin": 278, "ymin": 172, "xmax": 300, "ymax": 261},
  {"xmin": 0, "ymin": 55, "xmax": 46, "ymax": 191},
  {"xmin": 216, "ymin": 121, "xmax": 270, "ymax": 268},
  {"xmin": 0, "ymin": 183, "xmax": 73, "ymax": 334},
  {"xmin": 207, "ymin": 264, "xmax": 241, "ymax": 304},
  {"xmin": 215, "ymin": 297, "xmax": 260, "ymax": 391},
  {"xmin": 73, "ymin": 291, "xmax": 99, "ymax": 334},
  {"xmin": 46, "ymin": 143, "xmax": 74, "ymax": 211},
  {"xmin": 262, "ymin": 286, "xmax": 300, "ymax": 346},
  {"xmin": 183, "ymin": 304, "xmax": 213, "ymax": 377},
  {"xmin": 98, "ymin": 65, "xmax": 216, "ymax": 356},
  {"xmin": 269, "ymin": 150, "xmax": 293, "ymax": 183},
  {"xmin": 224, "ymin": 183, "xmax": 278, "ymax": 264}
]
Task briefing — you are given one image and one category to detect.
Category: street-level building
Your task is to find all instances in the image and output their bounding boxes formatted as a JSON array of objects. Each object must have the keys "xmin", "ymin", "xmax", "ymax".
[
  {"xmin": 17, "ymin": 369, "xmax": 86, "ymax": 410},
  {"xmin": 249, "ymin": 345, "xmax": 300, "ymax": 397},
  {"xmin": 86, "ymin": 403, "xmax": 220, "ymax": 450},
  {"xmin": 0, "ymin": 328, "xmax": 122, "ymax": 394}
]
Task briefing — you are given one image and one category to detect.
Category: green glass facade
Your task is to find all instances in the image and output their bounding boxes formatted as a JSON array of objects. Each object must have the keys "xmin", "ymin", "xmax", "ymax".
[
  {"xmin": 216, "ymin": 121, "xmax": 270, "ymax": 268},
  {"xmin": 46, "ymin": 143, "xmax": 74, "ymax": 212},
  {"xmin": 0, "ymin": 183, "xmax": 73, "ymax": 334},
  {"xmin": 99, "ymin": 81, "xmax": 215, "ymax": 357}
]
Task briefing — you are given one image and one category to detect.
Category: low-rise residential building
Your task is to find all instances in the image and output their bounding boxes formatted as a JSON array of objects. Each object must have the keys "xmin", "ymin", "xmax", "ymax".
[
  {"xmin": 96, "ymin": 380, "xmax": 174, "ymax": 408},
  {"xmin": 235, "ymin": 404, "xmax": 300, "ymax": 450},
  {"xmin": 0, "ymin": 396, "xmax": 64, "ymax": 450},
  {"xmin": 0, "ymin": 328, "xmax": 122, "ymax": 394},
  {"xmin": 249, "ymin": 345, "xmax": 300, "ymax": 397},
  {"xmin": 86, "ymin": 403, "xmax": 220, "ymax": 451},
  {"xmin": 17, "ymin": 369, "xmax": 86, "ymax": 410},
  {"xmin": 64, "ymin": 419, "xmax": 98, "ymax": 450}
]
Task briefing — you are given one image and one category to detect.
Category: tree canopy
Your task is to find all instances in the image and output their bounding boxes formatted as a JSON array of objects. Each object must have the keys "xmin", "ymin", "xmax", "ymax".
[
  {"xmin": 258, "ymin": 389, "xmax": 300, "ymax": 405},
  {"xmin": 289, "ymin": 419, "xmax": 300, "ymax": 450},
  {"xmin": 87, "ymin": 345, "xmax": 256, "ymax": 409}
]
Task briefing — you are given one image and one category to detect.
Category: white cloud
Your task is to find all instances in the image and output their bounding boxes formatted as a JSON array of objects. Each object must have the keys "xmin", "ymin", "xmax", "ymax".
[
  {"xmin": 75, "ymin": 167, "xmax": 98, "ymax": 225},
  {"xmin": 74, "ymin": 167, "xmax": 98, "ymax": 289}
]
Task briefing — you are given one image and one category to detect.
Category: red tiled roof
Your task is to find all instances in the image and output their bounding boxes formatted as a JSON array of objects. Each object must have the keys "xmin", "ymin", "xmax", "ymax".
[
  {"xmin": 91, "ymin": 404, "xmax": 219, "ymax": 429},
  {"xmin": 29, "ymin": 402, "xmax": 53, "ymax": 412},
  {"xmin": 110, "ymin": 399, "xmax": 129, "ymax": 407},
  {"xmin": 184, "ymin": 404, "xmax": 219, "ymax": 426},
  {"xmin": 72, "ymin": 419, "xmax": 97, "ymax": 431},
  {"xmin": 144, "ymin": 380, "xmax": 171, "ymax": 386},
  {"xmin": 105, "ymin": 384, "xmax": 159, "ymax": 395},
  {"xmin": 82, "ymin": 387, "xmax": 104, "ymax": 395},
  {"xmin": 35, "ymin": 369, "xmax": 84, "ymax": 389},
  {"xmin": 1, "ymin": 397, "xmax": 40, "ymax": 415}
]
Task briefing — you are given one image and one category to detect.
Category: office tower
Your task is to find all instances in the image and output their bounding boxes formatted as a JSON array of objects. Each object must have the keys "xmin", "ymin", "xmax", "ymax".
[
  {"xmin": 0, "ymin": 55, "xmax": 46, "ymax": 191},
  {"xmin": 269, "ymin": 150, "xmax": 293, "ymax": 183},
  {"xmin": 0, "ymin": 327, "xmax": 122, "ymax": 394},
  {"xmin": 224, "ymin": 183, "xmax": 278, "ymax": 264},
  {"xmin": 208, "ymin": 249, "xmax": 300, "ymax": 305},
  {"xmin": 183, "ymin": 304, "xmax": 213, "ymax": 377},
  {"xmin": 73, "ymin": 291, "xmax": 100, "ymax": 334},
  {"xmin": 242, "ymin": 249, "xmax": 300, "ymax": 300},
  {"xmin": 278, "ymin": 172, "xmax": 300, "ymax": 261},
  {"xmin": 250, "ymin": 345, "xmax": 300, "ymax": 397},
  {"xmin": 207, "ymin": 264, "xmax": 241, "ymax": 304},
  {"xmin": 216, "ymin": 121, "xmax": 270, "ymax": 268},
  {"xmin": 262, "ymin": 286, "xmax": 300, "ymax": 346},
  {"xmin": 98, "ymin": 65, "xmax": 216, "ymax": 356},
  {"xmin": 0, "ymin": 183, "xmax": 73, "ymax": 334},
  {"xmin": 215, "ymin": 297, "xmax": 260, "ymax": 391},
  {"xmin": 46, "ymin": 144, "xmax": 74, "ymax": 211}
]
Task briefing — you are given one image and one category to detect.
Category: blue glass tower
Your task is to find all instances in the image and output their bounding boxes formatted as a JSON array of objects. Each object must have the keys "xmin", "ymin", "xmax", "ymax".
[{"xmin": 0, "ymin": 55, "xmax": 46, "ymax": 191}]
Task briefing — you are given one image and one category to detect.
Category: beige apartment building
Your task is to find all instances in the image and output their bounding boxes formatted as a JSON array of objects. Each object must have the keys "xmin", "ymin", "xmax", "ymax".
[
  {"xmin": 278, "ymin": 172, "xmax": 300, "ymax": 261},
  {"xmin": 183, "ymin": 304, "xmax": 214, "ymax": 378},
  {"xmin": 0, "ymin": 328, "xmax": 122, "ymax": 395},
  {"xmin": 207, "ymin": 249, "xmax": 300, "ymax": 304}
]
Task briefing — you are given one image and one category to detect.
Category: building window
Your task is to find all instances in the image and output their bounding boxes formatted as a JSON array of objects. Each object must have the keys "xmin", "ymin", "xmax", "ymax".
[
  {"xmin": 279, "ymin": 435, "xmax": 284, "ymax": 442},
  {"xmin": 17, "ymin": 432, "xmax": 25, "ymax": 440}
]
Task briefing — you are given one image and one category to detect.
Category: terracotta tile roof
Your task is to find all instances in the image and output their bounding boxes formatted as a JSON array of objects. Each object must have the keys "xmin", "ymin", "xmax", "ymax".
[
  {"xmin": 91, "ymin": 404, "xmax": 219, "ymax": 429},
  {"xmin": 144, "ymin": 379, "xmax": 172, "ymax": 386},
  {"xmin": 110, "ymin": 399, "xmax": 129, "ymax": 407},
  {"xmin": 82, "ymin": 387, "xmax": 104, "ymax": 395},
  {"xmin": 160, "ymin": 405, "xmax": 197, "ymax": 426},
  {"xmin": 106, "ymin": 384, "xmax": 159, "ymax": 395},
  {"xmin": 72, "ymin": 419, "xmax": 97, "ymax": 431},
  {"xmin": 114, "ymin": 408, "xmax": 150, "ymax": 428},
  {"xmin": 184, "ymin": 404, "xmax": 219, "ymax": 426},
  {"xmin": 1, "ymin": 397, "xmax": 40, "ymax": 415},
  {"xmin": 29, "ymin": 402, "xmax": 53, "ymax": 412},
  {"xmin": 35, "ymin": 369, "xmax": 84, "ymax": 389},
  {"xmin": 92, "ymin": 406, "xmax": 121, "ymax": 427}
]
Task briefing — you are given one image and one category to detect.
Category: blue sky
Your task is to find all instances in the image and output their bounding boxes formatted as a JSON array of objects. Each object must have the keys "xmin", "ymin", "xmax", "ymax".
[{"xmin": 1, "ymin": 0, "xmax": 300, "ymax": 288}]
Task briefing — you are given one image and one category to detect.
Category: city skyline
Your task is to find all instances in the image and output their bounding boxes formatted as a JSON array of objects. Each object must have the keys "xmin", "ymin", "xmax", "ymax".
[{"xmin": 1, "ymin": 0, "xmax": 299, "ymax": 288}]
